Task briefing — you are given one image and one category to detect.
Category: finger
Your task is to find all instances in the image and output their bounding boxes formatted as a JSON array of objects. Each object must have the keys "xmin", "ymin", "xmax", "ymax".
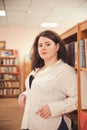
[
  {"xmin": 42, "ymin": 113, "xmax": 50, "ymax": 118},
  {"xmin": 40, "ymin": 108, "xmax": 47, "ymax": 116},
  {"xmin": 36, "ymin": 107, "xmax": 43, "ymax": 114},
  {"xmin": 40, "ymin": 113, "xmax": 48, "ymax": 118}
]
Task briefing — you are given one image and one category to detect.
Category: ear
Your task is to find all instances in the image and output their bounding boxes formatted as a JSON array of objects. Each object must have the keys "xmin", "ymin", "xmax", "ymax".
[{"xmin": 56, "ymin": 43, "xmax": 60, "ymax": 51}]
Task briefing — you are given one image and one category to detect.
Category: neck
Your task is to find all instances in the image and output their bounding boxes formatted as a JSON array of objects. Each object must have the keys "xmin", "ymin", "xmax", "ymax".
[{"xmin": 44, "ymin": 58, "xmax": 58, "ymax": 68}]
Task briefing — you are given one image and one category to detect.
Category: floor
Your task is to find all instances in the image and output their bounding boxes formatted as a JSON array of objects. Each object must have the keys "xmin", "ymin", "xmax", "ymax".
[
  {"xmin": 0, "ymin": 98, "xmax": 78, "ymax": 130},
  {"xmin": 0, "ymin": 98, "xmax": 23, "ymax": 130}
]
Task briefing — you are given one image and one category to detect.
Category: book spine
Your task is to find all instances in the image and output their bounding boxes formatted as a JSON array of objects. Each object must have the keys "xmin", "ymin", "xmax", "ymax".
[{"xmin": 79, "ymin": 40, "xmax": 86, "ymax": 67}]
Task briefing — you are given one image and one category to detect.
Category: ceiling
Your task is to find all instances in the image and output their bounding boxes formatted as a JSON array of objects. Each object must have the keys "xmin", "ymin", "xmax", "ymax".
[{"xmin": 0, "ymin": 0, "xmax": 87, "ymax": 34}]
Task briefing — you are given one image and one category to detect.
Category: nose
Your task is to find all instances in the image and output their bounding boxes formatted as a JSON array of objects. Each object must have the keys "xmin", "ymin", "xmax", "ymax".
[{"xmin": 41, "ymin": 44, "xmax": 46, "ymax": 49}]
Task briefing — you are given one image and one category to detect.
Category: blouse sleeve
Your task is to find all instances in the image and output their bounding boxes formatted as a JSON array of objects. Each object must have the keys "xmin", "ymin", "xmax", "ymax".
[{"xmin": 48, "ymin": 75, "xmax": 77, "ymax": 117}]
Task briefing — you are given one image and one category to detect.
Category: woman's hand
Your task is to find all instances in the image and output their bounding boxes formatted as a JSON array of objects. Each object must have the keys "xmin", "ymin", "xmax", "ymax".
[
  {"xmin": 18, "ymin": 94, "xmax": 26, "ymax": 109},
  {"xmin": 36, "ymin": 104, "xmax": 51, "ymax": 118}
]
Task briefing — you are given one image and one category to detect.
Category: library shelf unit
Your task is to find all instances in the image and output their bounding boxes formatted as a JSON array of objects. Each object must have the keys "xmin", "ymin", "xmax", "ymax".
[
  {"xmin": 23, "ymin": 55, "xmax": 31, "ymax": 90},
  {"xmin": 61, "ymin": 19, "xmax": 87, "ymax": 130},
  {"xmin": 0, "ymin": 49, "xmax": 20, "ymax": 98}
]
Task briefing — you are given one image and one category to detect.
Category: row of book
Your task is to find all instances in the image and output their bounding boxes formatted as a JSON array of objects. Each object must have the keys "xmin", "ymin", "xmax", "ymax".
[
  {"xmin": 0, "ymin": 66, "xmax": 18, "ymax": 73},
  {"xmin": 65, "ymin": 41, "xmax": 77, "ymax": 67},
  {"xmin": 65, "ymin": 38, "xmax": 87, "ymax": 68},
  {"xmin": 0, "ymin": 89, "xmax": 19, "ymax": 96},
  {"xmin": 0, "ymin": 74, "xmax": 19, "ymax": 80},
  {"xmin": 0, "ymin": 81, "xmax": 19, "ymax": 88},
  {"xmin": 0, "ymin": 58, "xmax": 19, "ymax": 65}
]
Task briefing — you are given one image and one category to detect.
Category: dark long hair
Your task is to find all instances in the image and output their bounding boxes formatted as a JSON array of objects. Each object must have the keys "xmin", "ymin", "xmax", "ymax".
[{"xmin": 30, "ymin": 30, "xmax": 68, "ymax": 70}]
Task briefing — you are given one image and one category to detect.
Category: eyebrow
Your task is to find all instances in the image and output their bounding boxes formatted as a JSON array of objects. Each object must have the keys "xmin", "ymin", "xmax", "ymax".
[{"xmin": 38, "ymin": 41, "xmax": 51, "ymax": 44}]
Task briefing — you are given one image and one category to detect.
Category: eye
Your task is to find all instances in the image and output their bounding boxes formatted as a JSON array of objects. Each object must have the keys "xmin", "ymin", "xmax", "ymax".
[
  {"xmin": 47, "ymin": 43, "xmax": 51, "ymax": 46},
  {"xmin": 38, "ymin": 43, "xmax": 43, "ymax": 47}
]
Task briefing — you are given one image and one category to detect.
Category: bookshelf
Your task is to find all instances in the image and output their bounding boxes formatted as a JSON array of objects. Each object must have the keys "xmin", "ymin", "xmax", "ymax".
[
  {"xmin": 24, "ymin": 55, "xmax": 31, "ymax": 89},
  {"xmin": 61, "ymin": 19, "xmax": 87, "ymax": 130},
  {"xmin": 0, "ymin": 49, "xmax": 20, "ymax": 98}
]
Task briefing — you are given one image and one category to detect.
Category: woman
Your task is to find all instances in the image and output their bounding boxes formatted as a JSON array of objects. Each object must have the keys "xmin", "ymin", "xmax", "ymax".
[{"xmin": 18, "ymin": 30, "xmax": 77, "ymax": 130}]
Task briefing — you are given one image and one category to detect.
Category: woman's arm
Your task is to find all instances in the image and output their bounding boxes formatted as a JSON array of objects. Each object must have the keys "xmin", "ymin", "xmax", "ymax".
[
  {"xmin": 18, "ymin": 91, "xmax": 27, "ymax": 109},
  {"xmin": 18, "ymin": 70, "xmax": 35, "ymax": 109},
  {"xmin": 48, "ymin": 75, "xmax": 77, "ymax": 117}
]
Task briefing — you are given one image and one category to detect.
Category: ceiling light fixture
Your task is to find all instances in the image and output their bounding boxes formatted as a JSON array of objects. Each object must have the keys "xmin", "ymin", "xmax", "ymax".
[
  {"xmin": 41, "ymin": 22, "xmax": 58, "ymax": 27},
  {"xmin": 27, "ymin": 10, "xmax": 31, "ymax": 14},
  {"xmin": 0, "ymin": 10, "xmax": 6, "ymax": 16}
]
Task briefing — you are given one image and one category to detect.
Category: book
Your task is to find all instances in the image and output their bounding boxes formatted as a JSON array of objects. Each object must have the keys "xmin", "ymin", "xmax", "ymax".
[
  {"xmin": 79, "ymin": 40, "xmax": 86, "ymax": 67},
  {"xmin": 65, "ymin": 41, "xmax": 77, "ymax": 67},
  {"xmin": 0, "ymin": 50, "xmax": 13, "ymax": 57},
  {"xmin": 81, "ymin": 71, "xmax": 87, "ymax": 109},
  {"xmin": 84, "ymin": 38, "xmax": 87, "ymax": 67}
]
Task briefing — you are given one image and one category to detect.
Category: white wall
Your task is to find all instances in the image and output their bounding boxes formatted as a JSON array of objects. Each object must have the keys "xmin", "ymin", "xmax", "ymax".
[
  {"xmin": 0, "ymin": 26, "xmax": 42, "ymax": 91},
  {"xmin": 0, "ymin": 27, "xmax": 39, "ymax": 56}
]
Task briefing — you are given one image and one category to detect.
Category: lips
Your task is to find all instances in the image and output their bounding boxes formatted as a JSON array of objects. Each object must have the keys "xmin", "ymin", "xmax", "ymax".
[{"xmin": 41, "ymin": 52, "xmax": 47, "ymax": 55}]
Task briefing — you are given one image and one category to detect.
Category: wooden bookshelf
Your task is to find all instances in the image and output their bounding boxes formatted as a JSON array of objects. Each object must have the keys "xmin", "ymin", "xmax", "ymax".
[
  {"xmin": 0, "ymin": 49, "xmax": 20, "ymax": 98},
  {"xmin": 61, "ymin": 25, "xmax": 78, "ymax": 39},
  {"xmin": 61, "ymin": 19, "xmax": 87, "ymax": 130},
  {"xmin": 24, "ymin": 55, "xmax": 31, "ymax": 90}
]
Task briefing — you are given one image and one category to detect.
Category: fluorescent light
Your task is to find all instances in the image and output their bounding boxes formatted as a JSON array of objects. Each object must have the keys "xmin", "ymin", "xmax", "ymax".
[
  {"xmin": 0, "ymin": 10, "xmax": 6, "ymax": 16},
  {"xmin": 41, "ymin": 22, "xmax": 58, "ymax": 27}
]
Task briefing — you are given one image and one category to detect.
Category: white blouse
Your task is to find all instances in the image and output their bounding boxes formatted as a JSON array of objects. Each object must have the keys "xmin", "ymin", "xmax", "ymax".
[{"xmin": 21, "ymin": 59, "xmax": 77, "ymax": 130}]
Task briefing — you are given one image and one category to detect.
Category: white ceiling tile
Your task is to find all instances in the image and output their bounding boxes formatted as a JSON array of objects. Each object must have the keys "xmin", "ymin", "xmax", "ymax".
[
  {"xmin": 4, "ymin": 0, "xmax": 30, "ymax": 5},
  {"xmin": 0, "ymin": 0, "xmax": 86, "ymax": 33}
]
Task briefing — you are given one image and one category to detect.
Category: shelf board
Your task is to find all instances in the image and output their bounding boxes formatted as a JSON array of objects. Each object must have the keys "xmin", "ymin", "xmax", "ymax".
[
  {"xmin": 0, "ymin": 56, "xmax": 17, "ymax": 59},
  {"xmin": 80, "ymin": 67, "xmax": 87, "ymax": 71},
  {"xmin": 80, "ymin": 20, "xmax": 87, "ymax": 31},
  {"xmin": 0, "ymin": 87, "xmax": 19, "ymax": 89},
  {"xmin": 2, "ymin": 95, "xmax": 19, "ymax": 98},
  {"xmin": 0, "ymin": 65, "xmax": 18, "ymax": 67},
  {"xmin": 0, "ymin": 79, "xmax": 19, "ymax": 82},
  {"xmin": 61, "ymin": 25, "xmax": 78, "ymax": 39},
  {"xmin": 0, "ymin": 72, "xmax": 19, "ymax": 74}
]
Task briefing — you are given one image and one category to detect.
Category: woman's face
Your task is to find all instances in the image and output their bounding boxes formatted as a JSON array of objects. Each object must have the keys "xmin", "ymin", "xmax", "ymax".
[{"xmin": 38, "ymin": 36, "xmax": 59, "ymax": 61}]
